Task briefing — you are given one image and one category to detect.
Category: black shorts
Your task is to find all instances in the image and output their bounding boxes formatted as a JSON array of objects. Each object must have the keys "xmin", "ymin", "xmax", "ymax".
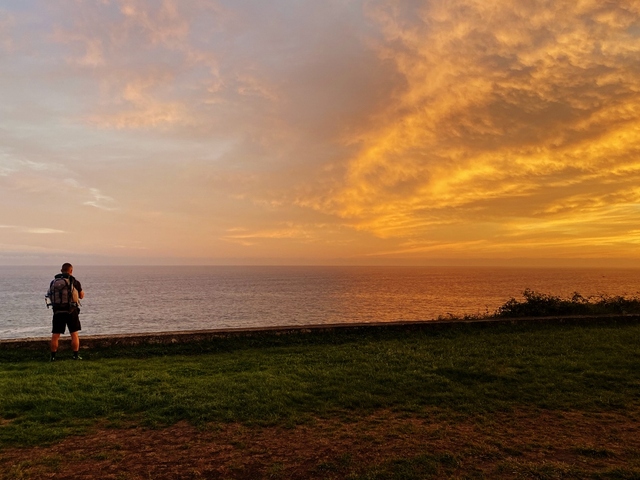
[{"xmin": 52, "ymin": 310, "xmax": 81, "ymax": 334}]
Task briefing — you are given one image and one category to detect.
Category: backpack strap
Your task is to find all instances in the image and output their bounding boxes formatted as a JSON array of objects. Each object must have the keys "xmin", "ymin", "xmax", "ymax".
[{"xmin": 66, "ymin": 275, "xmax": 78, "ymax": 307}]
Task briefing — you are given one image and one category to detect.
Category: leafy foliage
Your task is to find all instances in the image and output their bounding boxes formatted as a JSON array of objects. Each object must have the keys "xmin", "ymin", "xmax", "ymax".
[{"xmin": 493, "ymin": 289, "xmax": 640, "ymax": 318}]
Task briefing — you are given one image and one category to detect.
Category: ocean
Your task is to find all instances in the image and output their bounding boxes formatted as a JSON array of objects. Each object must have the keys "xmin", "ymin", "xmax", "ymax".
[{"xmin": 1, "ymin": 265, "xmax": 639, "ymax": 340}]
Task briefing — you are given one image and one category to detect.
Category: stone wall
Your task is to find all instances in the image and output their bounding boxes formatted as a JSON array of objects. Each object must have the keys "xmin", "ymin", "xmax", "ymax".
[{"xmin": 1, "ymin": 315, "xmax": 639, "ymax": 350}]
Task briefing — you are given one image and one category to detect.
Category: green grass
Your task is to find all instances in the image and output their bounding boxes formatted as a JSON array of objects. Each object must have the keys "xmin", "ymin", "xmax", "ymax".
[{"xmin": 1, "ymin": 321, "xmax": 639, "ymax": 449}]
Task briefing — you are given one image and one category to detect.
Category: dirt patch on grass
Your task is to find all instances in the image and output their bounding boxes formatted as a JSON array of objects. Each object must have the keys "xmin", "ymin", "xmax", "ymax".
[{"xmin": 2, "ymin": 409, "xmax": 639, "ymax": 479}]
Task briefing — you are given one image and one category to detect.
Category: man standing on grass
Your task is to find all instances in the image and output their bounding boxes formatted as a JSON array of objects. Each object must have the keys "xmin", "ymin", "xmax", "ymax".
[{"xmin": 49, "ymin": 263, "xmax": 85, "ymax": 361}]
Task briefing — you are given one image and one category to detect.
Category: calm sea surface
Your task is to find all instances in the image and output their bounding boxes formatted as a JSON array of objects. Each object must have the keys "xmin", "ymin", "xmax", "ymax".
[{"xmin": 1, "ymin": 265, "xmax": 639, "ymax": 339}]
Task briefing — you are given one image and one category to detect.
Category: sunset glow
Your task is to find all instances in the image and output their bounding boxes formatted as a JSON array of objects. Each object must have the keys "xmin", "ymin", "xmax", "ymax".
[{"xmin": 1, "ymin": 1, "xmax": 640, "ymax": 265}]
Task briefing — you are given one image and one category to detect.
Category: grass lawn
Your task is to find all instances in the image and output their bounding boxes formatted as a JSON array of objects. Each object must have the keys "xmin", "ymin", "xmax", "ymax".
[{"xmin": 1, "ymin": 321, "xmax": 639, "ymax": 479}]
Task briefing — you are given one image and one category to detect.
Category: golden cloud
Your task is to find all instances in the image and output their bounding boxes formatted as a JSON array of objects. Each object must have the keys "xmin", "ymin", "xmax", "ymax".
[{"xmin": 307, "ymin": 0, "xmax": 640, "ymax": 256}]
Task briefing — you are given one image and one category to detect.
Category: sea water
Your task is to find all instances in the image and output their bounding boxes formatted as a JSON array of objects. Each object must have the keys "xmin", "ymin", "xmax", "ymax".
[{"xmin": 1, "ymin": 265, "xmax": 638, "ymax": 339}]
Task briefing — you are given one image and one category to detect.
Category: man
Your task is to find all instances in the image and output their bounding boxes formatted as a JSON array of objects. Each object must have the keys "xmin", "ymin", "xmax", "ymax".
[{"xmin": 50, "ymin": 263, "xmax": 85, "ymax": 361}]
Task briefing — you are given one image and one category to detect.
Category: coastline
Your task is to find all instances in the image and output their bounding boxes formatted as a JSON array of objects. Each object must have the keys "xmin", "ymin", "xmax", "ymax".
[{"xmin": 2, "ymin": 314, "xmax": 639, "ymax": 350}]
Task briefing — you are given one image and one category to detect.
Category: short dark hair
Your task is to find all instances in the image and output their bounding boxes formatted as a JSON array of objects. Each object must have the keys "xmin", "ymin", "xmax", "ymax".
[{"xmin": 61, "ymin": 263, "xmax": 73, "ymax": 273}]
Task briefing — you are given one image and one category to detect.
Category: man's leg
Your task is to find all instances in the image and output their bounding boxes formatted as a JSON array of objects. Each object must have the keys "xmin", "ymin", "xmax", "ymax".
[
  {"xmin": 70, "ymin": 331, "xmax": 81, "ymax": 359},
  {"xmin": 69, "ymin": 309, "xmax": 82, "ymax": 359},
  {"xmin": 50, "ymin": 333, "xmax": 60, "ymax": 361},
  {"xmin": 70, "ymin": 331, "xmax": 79, "ymax": 352}
]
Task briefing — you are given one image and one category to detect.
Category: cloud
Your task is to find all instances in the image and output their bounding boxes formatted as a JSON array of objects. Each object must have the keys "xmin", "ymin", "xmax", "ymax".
[
  {"xmin": 0, "ymin": 225, "xmax": 65, "ymax": 234},
  {"xmin": 83, "ymin": 187, "xmax": 118, "ymax": 211},
  {"xmin": 63, "ymin": 179, "xmax": 118, "ymax": 211},
  {"xmin": 116, "ymin": 0, "xmax": 190, "ymax": 46},
  {"xmin": 48, "ymin": 0, "xmax": 221, "ymax": 129},
  {"xmin": 86, "ymin": 74, "xmax": 193, "ymax": 128},
  {"xmin": 45, "ymin": 0, "xmax": 396, "ymax": 143},
  {"xmin": 26, "ymin": 228, "xmax": 65, "ymax": 234},
  {"xmin": 0, "ymin": 9, "xmax": 14, "ymax": 53},
  {"xmin": 0, "ymin": 154, "xmax": 118, "ymax": 211},
  {"xmin": 222, "ymin": 224, "xmax": 317, "ymax": 246},
  {"xmin": 287, "ymin": 0, "xmax": 640, "ymax": 254}
]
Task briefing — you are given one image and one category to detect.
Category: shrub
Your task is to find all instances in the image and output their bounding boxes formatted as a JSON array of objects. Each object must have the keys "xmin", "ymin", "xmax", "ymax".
[{"xmin": 493, "ymin": 289, "xmax": 640, "ymax": 318}]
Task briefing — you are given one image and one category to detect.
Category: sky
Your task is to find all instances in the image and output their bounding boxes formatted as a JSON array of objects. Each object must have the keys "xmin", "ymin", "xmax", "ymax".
[{"xmin": 1, "ymin": 0, "xmax": 640, "ymax": 266}]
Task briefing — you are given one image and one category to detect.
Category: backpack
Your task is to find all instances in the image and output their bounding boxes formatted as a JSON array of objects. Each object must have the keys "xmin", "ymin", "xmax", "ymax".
[{"xmin": 46, "ymin": 275, "xmax": 78, "ymax": 311}]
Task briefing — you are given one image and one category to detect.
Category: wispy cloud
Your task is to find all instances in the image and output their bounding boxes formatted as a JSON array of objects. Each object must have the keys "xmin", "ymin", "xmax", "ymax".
[
  {"xmin": 0, "ymin": 13, "xmax": 13, "ymax": 54},
  {"xmin": 84, "ymin": 187, "xmax": 118, "ymax": 211},
  {"xmin": 0, "ymin": 154, "xmax": 118, "ymax": 212},
  {"xmin": 223, "ymin": 224, "xmax": 319, "ymax": 246},
  {"xmin": 26, "ymin": 228, "xmax": 65, "ymax": 234},
  {"xmin": 0, "ymin": 225, "xmax": 65, "ymax": 234}
]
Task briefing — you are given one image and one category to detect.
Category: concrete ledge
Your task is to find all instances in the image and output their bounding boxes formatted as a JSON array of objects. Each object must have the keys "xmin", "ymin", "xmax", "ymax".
[{"xmin": 1, "ymin": 314, "xmax": 639, "ymax": 350}]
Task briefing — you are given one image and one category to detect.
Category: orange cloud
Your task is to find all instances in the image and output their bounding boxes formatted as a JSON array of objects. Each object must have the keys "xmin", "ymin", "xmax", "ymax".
[
  {"xmin": 117, "ymin": 0, "xmax": 189, "ymax": 46},
  {"xmin": 88, "ymin": 76, "xmax": 191, "ymax": 128},
  {"xmin": 299, "ymin": 0, "xmax": 640, "ymax": 257}
]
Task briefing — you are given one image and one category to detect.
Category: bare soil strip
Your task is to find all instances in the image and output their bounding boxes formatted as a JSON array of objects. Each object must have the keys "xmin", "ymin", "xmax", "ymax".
[{"xmin": 3, "ymin": 408, "xmax": 639, "ymax": 479}]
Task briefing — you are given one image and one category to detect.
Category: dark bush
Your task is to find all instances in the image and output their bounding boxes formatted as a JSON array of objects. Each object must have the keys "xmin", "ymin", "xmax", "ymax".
[{"xmin": 493, "ymin": 289, "xmax": 640, "ymax": 318}]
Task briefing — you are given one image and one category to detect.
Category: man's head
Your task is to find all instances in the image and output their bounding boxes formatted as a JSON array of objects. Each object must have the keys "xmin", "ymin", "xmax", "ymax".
[{"xmin": 61, "ymin": 263, "xmax": 73, "ymax": 274}]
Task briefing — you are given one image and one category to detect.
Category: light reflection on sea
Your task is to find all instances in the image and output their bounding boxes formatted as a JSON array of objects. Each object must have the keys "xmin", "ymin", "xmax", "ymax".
[{"xmin": 1, "ymin": 265, "xmax": 639, "ymax": 339}]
